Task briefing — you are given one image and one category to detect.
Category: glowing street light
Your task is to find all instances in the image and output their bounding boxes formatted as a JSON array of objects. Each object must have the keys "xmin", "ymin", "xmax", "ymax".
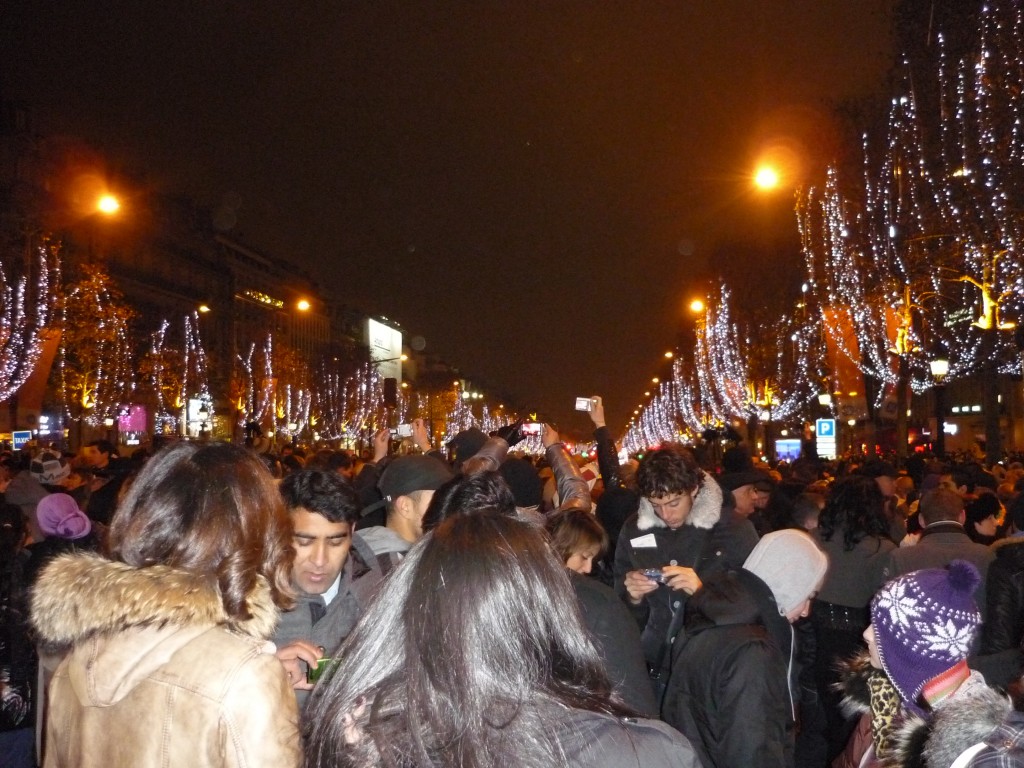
[
  {"xmin": 296, "ymin": 299, "xmax": 311, "ymax": 311},
  {"xmin": 689, "ymin": 298, "xmax": 705, "ymax": 314},
  {"xmin": 754, "ymin": 166, "xmax": 780, "ymax": 190},
  {"xmin": 97, "ymin": 194, "xmax": 120, "ymax": 215}
]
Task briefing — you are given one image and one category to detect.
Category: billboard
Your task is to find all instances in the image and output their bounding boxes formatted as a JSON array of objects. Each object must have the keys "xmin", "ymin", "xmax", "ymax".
[
  {"xmin": 367, "ymin": 318, "xmax": 403, "ymax": 382},
  {"xmin": 775, "ymin": 439, "xmax": 802, "ymax": 462}
]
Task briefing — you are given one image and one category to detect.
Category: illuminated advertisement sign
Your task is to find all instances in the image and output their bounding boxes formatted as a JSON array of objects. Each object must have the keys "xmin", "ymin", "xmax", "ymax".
[{"xmin": 367, "ymin": 318, "xmax": 404, "ymax": 383}]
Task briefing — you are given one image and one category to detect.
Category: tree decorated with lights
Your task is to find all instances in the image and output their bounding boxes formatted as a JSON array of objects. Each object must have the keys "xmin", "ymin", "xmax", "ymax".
[
  {"xmin": 56, "ymin": 262, "xmax": 136, "ymax": 435},
  {"xmin": 692, "ymin": 286, "xmax": 818, "ymax": 456},
  {"xmin": 309, "ymin": 344, "xmax": 371, "ymax": 442},
  {"xmin": 234, "ymin": 334, "xmax": 318, "ymax": 444},
  {"xmin": 0, "ymin": 238, "xmax": 58, "ymax": 402},
  {"xmin": 141, "ymin": 313, "xmax": 214, "ymax": 437},
  {"xmin": 138, "ymin": 319, "xmax": 185, "ymax": 435},
  {"xmin": 622, "ymin": 356, "xmax": 705, "ymax": 453},
  {"xmin": 622, "ymin": 287, "xmax": 818, "ymax": 456},
  {"xmin": 442, "ymin": 388, "xmax": 479, "ymax": 443},
  {"xmin": 799, "ymin": 0, "xmax": 1024, "ymax": 460},
  {"xmin": 340, "ymin": 361, "xmax": 405, "ymax": 444}
]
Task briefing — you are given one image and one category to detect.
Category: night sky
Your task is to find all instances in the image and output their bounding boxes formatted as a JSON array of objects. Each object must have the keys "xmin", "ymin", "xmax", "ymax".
[{"xmin": 2, "ymin": 1, "xmax": 893, "ymax": 432}]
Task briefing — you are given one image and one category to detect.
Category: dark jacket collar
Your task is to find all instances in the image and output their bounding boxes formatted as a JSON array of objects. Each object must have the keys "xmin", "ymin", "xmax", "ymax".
[{"xmin": 921, "ymin": 520, "xmax": 969, "ymax": 539}]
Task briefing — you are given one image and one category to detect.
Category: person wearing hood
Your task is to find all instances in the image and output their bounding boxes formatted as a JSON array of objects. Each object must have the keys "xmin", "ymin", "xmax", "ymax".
[
  {"xmin": 29, "ymin": 442, "xmax": 300, "ymax": 767},
  {"xmin": 835, "ymin": 560, "xmax": 1007, "ymax": 768},
  {"xmin": 613, "ymin": 444, "xmax": 759, "ymax": 688},
  {"xmin": 661, "ymin": 529, "xmax": 829, "ymax": 768}
]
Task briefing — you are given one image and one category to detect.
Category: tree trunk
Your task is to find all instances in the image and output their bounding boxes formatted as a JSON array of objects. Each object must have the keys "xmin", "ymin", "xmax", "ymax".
[
  {"xmin": 984, "ymin": 357, "xmax": 1002, "ymax": 463},
  {"xmin": 895, "ymin": 357, "xmax": 910, "ymax": 466}
]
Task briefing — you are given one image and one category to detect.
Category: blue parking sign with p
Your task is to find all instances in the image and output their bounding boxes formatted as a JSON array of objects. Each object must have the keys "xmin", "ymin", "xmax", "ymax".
[{"xmin": 816, "ymin": 419, "xmax": 835, "ymax": 438}]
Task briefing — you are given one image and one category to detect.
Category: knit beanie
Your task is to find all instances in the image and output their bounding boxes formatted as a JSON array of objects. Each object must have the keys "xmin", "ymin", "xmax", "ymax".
[
  {"xmin": 743, "ymin": 529, "xmax": 829, "ymax": 617},
  {"xmin": 36, "ymin": 493, "xmax": 92, "ymax": 540},
  {"xmin": 870, "ymin": 560, "xmax": 982, "ymax": 710}
]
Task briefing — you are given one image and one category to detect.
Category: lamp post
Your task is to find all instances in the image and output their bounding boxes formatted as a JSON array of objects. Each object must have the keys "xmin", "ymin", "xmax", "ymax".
[
  {"xmin": 929, "ymin": 355, "xmax": 949, "ymax": 459},
  {"xmin": 198, "ymin": 402, "xmax": 210, "ymax": 441}
]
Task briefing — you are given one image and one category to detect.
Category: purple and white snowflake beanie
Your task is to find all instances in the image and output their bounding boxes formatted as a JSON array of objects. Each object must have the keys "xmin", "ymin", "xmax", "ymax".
[{"xmin": 870, "ymin": 560, "xmax": 982, "ymax": 708}]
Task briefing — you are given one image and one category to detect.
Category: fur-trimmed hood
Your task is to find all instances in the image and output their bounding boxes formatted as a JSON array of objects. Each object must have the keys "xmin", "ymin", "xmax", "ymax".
[
  {"xmin": 31, "ymin": 552, "xmax": 279, "ymax": 653},
  {"xmin": 889, "ymin": 673, "xmax": 1009, "ymax": 768},
  {"xmin": 835, "ymin": 651, "xmax": 879, "ymax": 718},
  {"xmin": 837, "ymin": 651, "xmax": 1012, "ymax": 768},
  {"xmin": 635, "ymin": 470, "xmax": 723, "ymax": 531}
]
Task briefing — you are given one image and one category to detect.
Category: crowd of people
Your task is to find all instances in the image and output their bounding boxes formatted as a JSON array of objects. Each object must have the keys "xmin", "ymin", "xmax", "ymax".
[{"xmin": 3, "ymin": 398, "xmax": 1024, "ymax": 767}]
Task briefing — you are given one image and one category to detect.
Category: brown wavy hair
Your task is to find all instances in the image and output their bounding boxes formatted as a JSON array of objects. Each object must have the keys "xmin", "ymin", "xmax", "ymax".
[
  {"xmin": 107, "ymin": 441, "xmax": 294, "ymax": 618},
  {"xmin": 544, "ymin": 507, "xmax": 609, "ymax": 564}
]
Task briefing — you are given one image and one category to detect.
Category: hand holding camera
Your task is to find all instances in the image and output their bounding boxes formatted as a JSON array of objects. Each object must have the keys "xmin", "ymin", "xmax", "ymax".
[
  {"xmin": 586, "ymin": 395, "xmax": 606, "ymax": 428},
  {"xmin": 642, "ymin": 568, "xmax": 668, "ymax": 584},
  {"xmin": 624, "ymin": 569, "xmax": 661, "ymax": 604},
  {"xmin": 661, "ymin": 565, "xmax": 703, "ymax": 595},
  {"xmin": 495, "ymin": 419, "xmax": 528, "ymax": 447},
  {"xmin": 275, "ymin": 640, "xmax": 321, "ymax": 691}
]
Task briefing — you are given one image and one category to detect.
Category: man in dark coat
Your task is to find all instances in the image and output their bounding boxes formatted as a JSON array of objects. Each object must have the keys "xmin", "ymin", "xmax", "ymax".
[
  {"xmin": 662, "ymin": 529, "xmax": 828, "ymax": 768},
  {"xmin": 613, "ymin": 445, "xmax": 759, "ymax": 685},
  {"xmin": 883, "ymin": 488, "xmax": 994, "ymax": 618}
]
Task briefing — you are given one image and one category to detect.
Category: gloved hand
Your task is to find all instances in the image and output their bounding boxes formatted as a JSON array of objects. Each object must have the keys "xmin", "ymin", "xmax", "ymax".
[{"xmin": 493, "ymin": 418, "xmax": 526, "ymax": 447}]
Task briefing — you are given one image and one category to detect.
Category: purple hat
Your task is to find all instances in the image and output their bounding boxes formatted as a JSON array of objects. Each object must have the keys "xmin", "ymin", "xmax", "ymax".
[
  {"xmin": 870, "ymin": 560, "xmax": 981, "ymax": 710},
  {"xmin": 36, "ymin": 493, "xmax": 92, "ymax": 540}
]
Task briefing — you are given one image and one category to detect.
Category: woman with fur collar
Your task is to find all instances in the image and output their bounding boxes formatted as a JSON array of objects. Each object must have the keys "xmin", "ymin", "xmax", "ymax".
[
  {"xmin": 836, "ymin": 560, "xmax": 1009, "ymax": 768},
  {"xmin": 612, "ymin": 444, "xmax": 759, "ymax": 684},
  {"xmin": 31, "ymin": 442, "xmax": 301, "ymax": 767}
]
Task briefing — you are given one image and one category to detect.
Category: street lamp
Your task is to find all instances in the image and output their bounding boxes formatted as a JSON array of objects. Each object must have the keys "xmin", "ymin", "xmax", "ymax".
[
  {"xmin": 754, "ymin": 166, "xmax": 780, "ymax": 190},
  {"xmin": 97, "ymin": 194, "xmax": 120, "ymax": 215},
  {"xmin": 929, "ymin": 354, "xmax": 949, "ymax": 458},
  {"xmin": 198, "ymin": 402, "xmax": 210, "ymax": 440}
]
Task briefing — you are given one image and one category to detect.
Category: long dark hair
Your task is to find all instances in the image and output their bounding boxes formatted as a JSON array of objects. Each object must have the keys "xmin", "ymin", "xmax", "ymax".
[
  {"xmin": 817, "ymin": 475, "xmax": 890, "ymax": 551},
  {"xmin": 304, "ymin": 509, "xmax": 625, "ymax": 767},
  {"xmin": 106, "ymin": 441, "xmax": 294, "ymax": 618}
]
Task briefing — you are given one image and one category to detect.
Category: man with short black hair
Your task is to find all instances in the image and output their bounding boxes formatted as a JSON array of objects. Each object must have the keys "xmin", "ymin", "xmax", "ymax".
[
  {"xmin": 81, "ymin": 439, "xmax": 128, "ymax": 526},
  {"xmin": 273, "ymin": 469, "xmax": 382, "ymax": 710},
  {"xmin": 614, "ymin": 445, "xmax": 758, "ymax": 686}
]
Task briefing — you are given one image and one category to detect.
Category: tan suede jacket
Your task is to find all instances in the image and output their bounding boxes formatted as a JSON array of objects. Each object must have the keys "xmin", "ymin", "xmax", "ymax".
[{"xmin": 31, "ymin": 553, "xmax": 301, "ymax": 768}]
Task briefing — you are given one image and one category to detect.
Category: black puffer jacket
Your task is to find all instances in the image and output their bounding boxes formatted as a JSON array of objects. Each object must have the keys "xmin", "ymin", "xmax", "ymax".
[
  {"xmin": 572, "ymin": 572, "xmax": 658, "ymax": 717},
  {"xmin": 661, "ymin": 568, "xmax": 794, "ymax": 768},
  {"xmin": 982, "ymin": 537, "xmax": 1024, "ymax": 654},
  {"xmin": 558, "ymin": 706, "xmax": 702, "ymax": 768}
]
